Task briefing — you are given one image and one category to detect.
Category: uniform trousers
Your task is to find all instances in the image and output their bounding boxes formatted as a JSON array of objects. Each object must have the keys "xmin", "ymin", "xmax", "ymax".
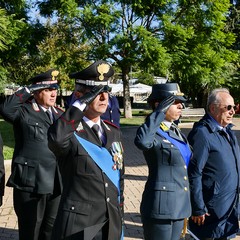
[
  {"xmin": 13, "ymin": 188, "xmax": 60, "ymax": 240},
  {"xmin": 142, "ymin": 218, "xmax": 184, "ymax": 240}
]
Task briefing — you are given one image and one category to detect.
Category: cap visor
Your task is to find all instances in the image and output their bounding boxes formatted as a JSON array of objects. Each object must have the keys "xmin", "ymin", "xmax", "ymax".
[
  {"xmin": 48, "ymin": 83, "xmax": 59, "ymax": 90},
  {"xmin": 174, "ymin": 95, "xmax": 186, "ymax": 102}
]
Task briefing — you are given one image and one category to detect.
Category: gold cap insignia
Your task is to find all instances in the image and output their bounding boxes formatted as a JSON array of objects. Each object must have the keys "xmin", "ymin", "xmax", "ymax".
[
  {"xmin": 176, "ymin": 85, "xmax": 184, "ymax": 96},
  {"xmin": 51, "ymin": 70, "xmax": 59, "ymax": 81},
  {"xmin": 97, "ymin": 63, "xmax": 110, "ymax": 81}
]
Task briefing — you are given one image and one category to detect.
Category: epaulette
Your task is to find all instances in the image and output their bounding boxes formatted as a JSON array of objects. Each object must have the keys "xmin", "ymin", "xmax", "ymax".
[
  {"xmin": 160, "ymin": 122, "xmax": 169, "ymax": 132},
  {"xmin": 102, "ymin": 120, "xmax": 119, "ymax": 129}
]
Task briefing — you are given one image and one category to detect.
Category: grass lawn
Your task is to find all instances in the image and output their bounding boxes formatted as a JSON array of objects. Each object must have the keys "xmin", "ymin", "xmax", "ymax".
[
  {"xmin": 0, "ymin": 111, "xmax": 200, "ymax": 160},
  {"xmin": 0, "ymin": 119, "xmax": 14, "ymax": 160}
]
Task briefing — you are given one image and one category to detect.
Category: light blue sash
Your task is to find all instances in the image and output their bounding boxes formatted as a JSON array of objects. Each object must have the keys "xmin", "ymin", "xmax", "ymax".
[
  {"xmin": 74, "ymin": 133, "xmax": 120, "ymax": 196},
  {"xmin": 157, "ymin": 128, "xmax": 191, "ymax": 166}
]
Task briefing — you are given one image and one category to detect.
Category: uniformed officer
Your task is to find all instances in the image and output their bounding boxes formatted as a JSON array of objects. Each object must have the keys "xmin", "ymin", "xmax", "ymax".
[
  {"xmin": 0, "ymin": 69, "xmax": 63, "ymax": 240},
  {"xmin": 48, "ymin": 60, "xmax": 124, "ymax": 240},
  {"xmin": 101, "ymin": 94, "xmax": 121, "ymax": 127},
  {"xmin": 134, "ymin": 84, "xmax": 192, "ymax": 240}
]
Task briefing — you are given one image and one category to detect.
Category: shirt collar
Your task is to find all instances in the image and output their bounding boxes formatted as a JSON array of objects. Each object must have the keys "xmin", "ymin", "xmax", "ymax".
[
  {"xmin": 40, "ymin": 106, "xmax": 52, "ymax": 113},
  {"xmin": 162, "ymin": 120, "xmax": 172, "ymax": 128},
  {"xmin": 208, "ymin": 114, "xmax": 225, "ymax": 130},
  {"xmin": 83, "ymin": 116, "xmax": 101, "ymax": 129}
]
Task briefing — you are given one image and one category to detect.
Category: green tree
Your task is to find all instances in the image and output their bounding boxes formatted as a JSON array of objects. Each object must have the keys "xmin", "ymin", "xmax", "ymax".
[
  {"xmin": 37, "ymin": 0, "xmax": 239, "ymax": 110},
  {"xmin": 136, "ymin": 72, "xmax": 155, "ymax": 86},
  {"xmin": 162, "ymin": 0, "xmax": 238, "ymax": 107},
  {"xmin": 37, "ymin": 0, "xmax": 171, "ymax": 118},
  {"xmin": 0, "ymin": 0, "xmax": 50, "ymax": 86},
  {"xmin": 35, "ymin": 18, "xmax": 91, "ymax": 91},
  {"xmin": 0, "ymin": 7, "xmax": 26, "ymax": 92}
]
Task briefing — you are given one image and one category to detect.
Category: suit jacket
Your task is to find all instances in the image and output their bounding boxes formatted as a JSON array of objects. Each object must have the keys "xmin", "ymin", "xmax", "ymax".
[
  {"xmin": 134, "ymin": 111, "xmax": 191, "ymax": 220},
  {"xmin": 0, "ymin": 133, "xmax": 5, "ymax": 205},
  {"xmin": 101, "ymin": 95, "xmax": 121, "ymax": 127},
  {"xmin": 48, "ymin": 106, "xmax": 124, "ymax": 240},
  {"xmin": 0, "ymin": 88, "xmax": 63, "ymax": 195},
  {"xmin": 187, "ymin": 114, "xmax": 240, "ymax": 238}
]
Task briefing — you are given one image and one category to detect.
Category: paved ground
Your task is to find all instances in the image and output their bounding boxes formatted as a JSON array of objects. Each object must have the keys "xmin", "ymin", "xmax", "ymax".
[{"xmin": 1, "ymin": 118, "xmax": 240, "ymax": 239}]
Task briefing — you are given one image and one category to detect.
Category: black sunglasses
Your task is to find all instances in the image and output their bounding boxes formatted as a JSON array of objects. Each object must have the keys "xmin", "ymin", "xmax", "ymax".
[{"xmin": 222, "ymin": 105, "xmax": 237, "ymax": 111}]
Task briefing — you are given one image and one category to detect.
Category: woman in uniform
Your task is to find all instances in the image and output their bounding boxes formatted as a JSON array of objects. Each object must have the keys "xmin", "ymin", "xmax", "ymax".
[{"xmin": 134, "ymin": 84, "xmax": 192, "ymax": 240}]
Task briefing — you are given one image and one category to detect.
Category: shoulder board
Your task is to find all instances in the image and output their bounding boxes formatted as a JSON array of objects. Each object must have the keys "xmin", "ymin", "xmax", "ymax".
[{"xmin": 103, "ymin": 120, "xmax": 119, "ymax": 129}]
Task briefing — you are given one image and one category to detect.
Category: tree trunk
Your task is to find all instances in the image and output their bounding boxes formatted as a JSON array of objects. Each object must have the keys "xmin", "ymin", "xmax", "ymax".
[{"xmin": 122, "ymin": 69, "xmax": 132, "ymax": 118}]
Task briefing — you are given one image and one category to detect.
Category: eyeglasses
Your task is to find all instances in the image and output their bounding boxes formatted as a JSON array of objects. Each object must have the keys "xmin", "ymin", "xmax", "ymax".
[{"xmin": 222, "ymin": 105, "xmax": 237, "ymax": 111}]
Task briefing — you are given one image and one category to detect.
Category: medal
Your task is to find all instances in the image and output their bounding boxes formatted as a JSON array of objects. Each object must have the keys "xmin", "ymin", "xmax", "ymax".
[{"xmin": 110, "ymin": 142, "xmax": 123, "ymax": 170}]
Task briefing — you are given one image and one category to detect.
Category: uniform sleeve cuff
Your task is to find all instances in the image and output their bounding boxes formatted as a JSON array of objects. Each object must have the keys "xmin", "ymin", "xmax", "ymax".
[{"xmin": 72, "ymin": 100, "xmax": 86, "ymax": 111}]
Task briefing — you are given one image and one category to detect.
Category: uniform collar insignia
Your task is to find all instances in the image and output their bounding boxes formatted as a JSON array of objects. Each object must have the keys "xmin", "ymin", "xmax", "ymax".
[
  {"xmin": 32, "ymin": 99, "xmax": 40, "ymax": 111},
  {"xmin": 160, "ymin": 122, "xmax": 169, "ymax": 132},
  {"xmin": 76, "ymin": 122, "xmax": 84, "ymax": 132}
]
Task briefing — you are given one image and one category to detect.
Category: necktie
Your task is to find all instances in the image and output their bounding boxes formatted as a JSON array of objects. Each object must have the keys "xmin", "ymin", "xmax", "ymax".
[
  {"xmin": 170, "ymin": 124, "xmax": 183, "ymax": 141},
  {"xmin": 46, "ymin": 109, "xmax": 53, "ymax": 124},
  {"xmin": 92, "ymin": 124, "xmax": 101, "ymax": 142}
]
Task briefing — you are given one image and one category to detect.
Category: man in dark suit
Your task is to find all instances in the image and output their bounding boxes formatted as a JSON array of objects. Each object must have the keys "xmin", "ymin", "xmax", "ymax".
[
  {"xmin": 188, "ymin": 88, "xmax": 240, "ymax": 240},
  {"xmin": 0, "ymin": 69, "xmax": 63, "ymax": 240},
  {"xmin": 48, "ymin": 60, "xmax": 124, "ymax": 240},
  {"xmin": 0, "ymin": 133, "xmax": 5, "ymax": 207},
  {"xmin": 101, "ymin": 94, "xmax": 121, "ymax": 127}
]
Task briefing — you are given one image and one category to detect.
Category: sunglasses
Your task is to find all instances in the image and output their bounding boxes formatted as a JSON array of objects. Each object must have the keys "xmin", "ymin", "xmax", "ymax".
[{"xmin": 222, "ymin": 105, "xmax": 237, "ymax": 111}]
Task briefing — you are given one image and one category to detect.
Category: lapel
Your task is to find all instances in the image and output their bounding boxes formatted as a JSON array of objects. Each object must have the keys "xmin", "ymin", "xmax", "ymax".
[
  {"xmin": 30, "ymin": 100, "xmax": 53, "ymax": 124},
  {"xmin": 44, "ymin": 108, "xmax": 53, "ymax": 124},
  {"xmin": 167, "ymin": 128, "xmax": 186, "ymax": 142},
  {"xmin": 101, "ymin": 121, "xmax": 114, "ymax": 148},
  {"xmin": 77, "ymin": 120, "xmax": 102, "ymax": 146},
  {"xmin": 160, "ymin": 122, "xmax": 185, "ymax": 142},
  {"xmin": 228, "ymin": 130, "xmax": 240, "ymax": 167},
  {"xmin": 38, "ymin": 107, "xmax": 52, "ymax": 124}
]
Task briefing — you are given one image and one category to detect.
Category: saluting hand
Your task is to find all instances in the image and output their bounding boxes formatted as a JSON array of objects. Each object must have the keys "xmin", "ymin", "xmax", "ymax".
[
  {"xmin": 79, "ymin": 84, "xmax": 107, "ymax": 106},
  {"xmin": 155, "ymin": 95, "xmax": 175, "ymax": 113}
]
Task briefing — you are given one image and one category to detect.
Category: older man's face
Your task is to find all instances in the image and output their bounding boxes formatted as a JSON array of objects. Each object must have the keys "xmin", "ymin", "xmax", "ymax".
[
  {"xmin": 210, "ymin": 92, "xmax": 235, "ymax": 127},
  {"xmin": 34, "ymin": 88, "xmax": 57, "ymax": 109}
]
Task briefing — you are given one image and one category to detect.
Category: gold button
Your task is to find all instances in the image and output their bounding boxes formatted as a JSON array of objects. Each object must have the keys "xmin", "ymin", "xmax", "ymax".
[
  {"xmin": 184, "ymin": 187, "xmax": 188, "ymax": 191},
  {"xmin": 184, "ymin": 165, "xmax": 187, "ymax": 169},
  {"xmin": 184, "ymin": 176, "xmax": 188, "ymax": 180}
]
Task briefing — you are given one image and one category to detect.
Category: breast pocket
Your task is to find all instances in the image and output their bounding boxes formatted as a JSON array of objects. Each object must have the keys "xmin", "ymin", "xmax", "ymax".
[
  {"xmin": 161, "ymin": 141, "xmax": 180, "ymax": 166},
  {"xmin": 27, "ymin": 119, "xmax": 44, "ymax": 141},
  {"xmin": 76, "ymin": 146, "xmax": 98, "ymax": 175},
  {"xmin": 12, "ymin": 157, "xmax": 38, "ymax": 187}
]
